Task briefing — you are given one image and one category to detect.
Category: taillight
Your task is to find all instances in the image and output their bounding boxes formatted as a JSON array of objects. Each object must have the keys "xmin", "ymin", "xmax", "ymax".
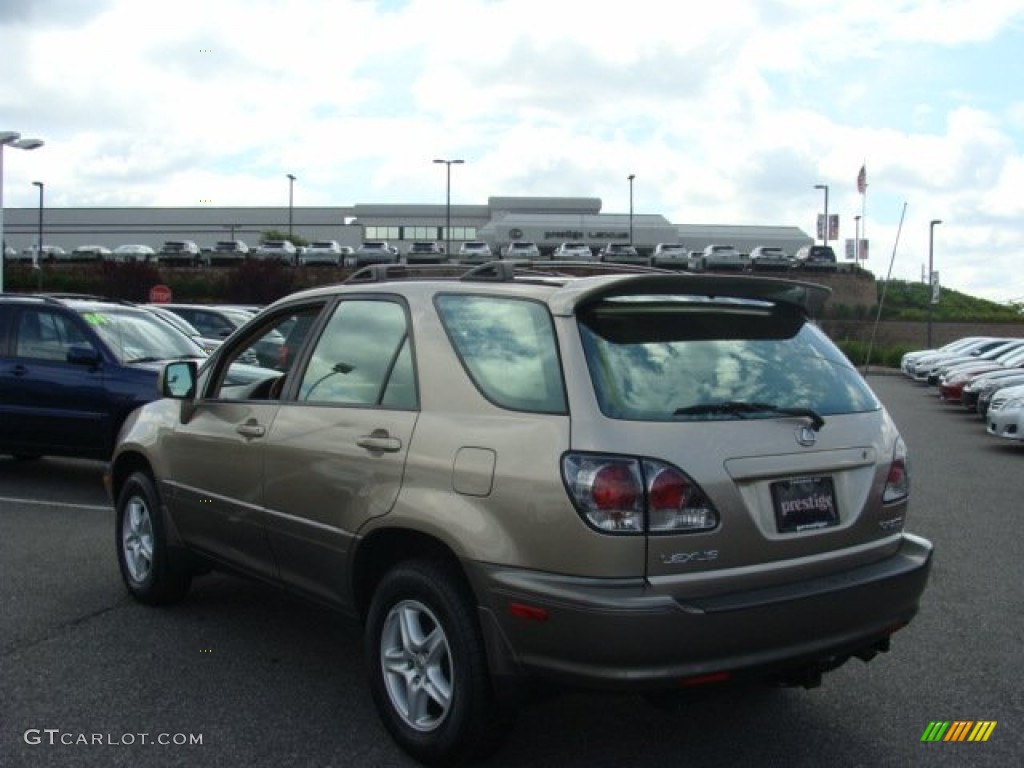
[
  {"xmin": 882, "ymin": 436, "xmax": 909, "ymax": 504},
  {"xmin": 563, "ymin": 456, "xmax": 643, "ymax": 532},
  {"xmin": 562, "ymin": 454, "xmax": 719, "ymax": 535},
  {"xmin": 646, "ymin": 463, "xmax": 719, "ymax": 533}
]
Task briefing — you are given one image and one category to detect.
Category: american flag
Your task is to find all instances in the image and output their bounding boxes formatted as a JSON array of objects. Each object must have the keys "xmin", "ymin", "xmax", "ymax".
[{"xmin": 857, "ymin": 164, "xmax": 867, "ymax": 194}]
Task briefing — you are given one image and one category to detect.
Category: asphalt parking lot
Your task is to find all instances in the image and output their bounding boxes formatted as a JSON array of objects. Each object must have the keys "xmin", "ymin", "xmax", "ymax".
[{"xmin": 1, "ymin": 373, "xmax": 1021, "ymax": 768}]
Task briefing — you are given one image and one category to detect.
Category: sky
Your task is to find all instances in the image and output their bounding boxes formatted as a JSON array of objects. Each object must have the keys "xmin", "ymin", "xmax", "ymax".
[{"xmin": 2, "ymin": 0, "xmax": 1024, "ymax": 304}]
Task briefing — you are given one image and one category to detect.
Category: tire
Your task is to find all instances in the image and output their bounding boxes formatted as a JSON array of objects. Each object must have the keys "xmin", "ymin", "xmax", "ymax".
[
  {"xmin": 365, "ymin": 559, "xmax": 510, "ymax": 766},
  {"xmin": 115, "ymin": 471, "xmax": 192, "ymax": 605}
]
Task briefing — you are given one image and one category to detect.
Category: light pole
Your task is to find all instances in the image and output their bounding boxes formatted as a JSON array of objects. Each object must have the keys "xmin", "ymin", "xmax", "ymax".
[
  {"xmin": 286, "ymin": 173, "xmax": 296, "ymax": 241},
  {"xmin": 628, "ymin": 174, "xmax": 635, "ymax": 245},
  {"xmin": 31, "ymin": 181, "xmax": 43, "ymax": 267},
  {"xmin": 1, "ymin": 131, "xmax": 45, "ymax": 293},
  {"xmin": 433, "ymin": 158, "xmax": 463, "ymax": 257},
  {"xmin": 927, "ymin": 219, "xmax": 942, "ymax": 348},
  {"xmin": 854, "ymin": 214, "xmax": 861, "ymax": 262},
  {"xmin": 814, "ymin": 184, "xmax": 829, "ymax": 246}
]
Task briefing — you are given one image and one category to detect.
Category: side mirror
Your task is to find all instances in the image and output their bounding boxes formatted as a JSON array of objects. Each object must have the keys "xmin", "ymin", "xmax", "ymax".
[
  {"xmin": 66, "ymin": 345, "xmax": 102, "ymax": 366},
  {"xmin": 161, "ymin": 360, "xmax": 197, "ymax": 399}
]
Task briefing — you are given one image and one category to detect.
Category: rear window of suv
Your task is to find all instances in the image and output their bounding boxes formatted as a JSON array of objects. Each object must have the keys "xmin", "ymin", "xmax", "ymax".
[{"xmin": 577, "ymin": 297, "xmax": 878, "ymax": 421}]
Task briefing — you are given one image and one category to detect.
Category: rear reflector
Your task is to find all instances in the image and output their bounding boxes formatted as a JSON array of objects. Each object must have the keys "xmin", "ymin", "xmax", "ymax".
[{"xmin": 507, "ymin": 602, "xmax": 549, "ymax": 622}]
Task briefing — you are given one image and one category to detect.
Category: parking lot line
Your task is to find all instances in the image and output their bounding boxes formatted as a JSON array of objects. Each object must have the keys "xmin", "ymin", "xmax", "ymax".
[{"xmin": 0, "ymin": 495, "xmax": 110, "ymax": 512}]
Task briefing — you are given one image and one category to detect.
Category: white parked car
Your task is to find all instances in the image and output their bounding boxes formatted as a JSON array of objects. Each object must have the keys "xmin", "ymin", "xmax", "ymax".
[
  {"xmin": 749, "ymin": 246, "xmax": 795, "ymax": 271},
  {"xmin": 650, "ymin": 243, "xmax": 689, "ymax": 269},
  {"xmin": 21, "ymin": 244, "xmax": 67, "ymax": 262},
  {"xmin": 253, "ymin": 240, "xmax": 297, "ymax": 264},
  {"xmin": 206, "ymin": 240, "xmax": 250, "ymax": 266},
  {"xmin": 986, "ymin": 384, "xmax": 1024, "ymax": 441},
  {"xmin": 455, "ymin": 241, "xmax": 492, "ymax": 263},
  {"xmin": 599, "ymin": 243, "xmax": 646, "ymax": 265},
  {"xmin": 696, "ymin": 244, "xmax": 749, "ymax": 272},
  {"xmin": 299, "ymin": 240, "xmax": 344, "ymax": 266},
  {"xmin": 553, "ymin": 242, "xmax": 594, "ymax": 260},
  {"xmin": 112, "ymin": 244, "xmax": 157, "ymax": 262},
  {"xmin": 504, "ymin": 241, "xmax": 541, "ymax": 259},
  {"xmin": 352, "ymin": 241, "xmax": 399, "ymax": 267},
  {"xmin": 71, "ymin": 245, "xmax": 113, "ymax": 261},
  {"xmin": 407, "ymin": 241, "xmax": 447, "ymax": 264},
  {"xmin": 157, "ymin": 240, "xmax": 202, "ymax": 266}
]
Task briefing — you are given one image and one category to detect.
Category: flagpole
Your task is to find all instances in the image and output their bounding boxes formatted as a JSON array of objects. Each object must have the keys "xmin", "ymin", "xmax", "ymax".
[{"xmin": 857, "ymin": 162, "xmax": 867, "ymax": 265}]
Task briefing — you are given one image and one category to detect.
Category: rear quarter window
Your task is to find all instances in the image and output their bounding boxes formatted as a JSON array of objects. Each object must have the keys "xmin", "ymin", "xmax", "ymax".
[{"xmin": 436, "ymin": 294, "xmax": 566, "ymax": 414}]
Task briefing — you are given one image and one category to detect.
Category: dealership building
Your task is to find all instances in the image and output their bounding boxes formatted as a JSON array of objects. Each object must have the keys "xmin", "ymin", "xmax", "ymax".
[{"xmin": 2, "ymin": 196, "xmax": 813, "ymax": 258}]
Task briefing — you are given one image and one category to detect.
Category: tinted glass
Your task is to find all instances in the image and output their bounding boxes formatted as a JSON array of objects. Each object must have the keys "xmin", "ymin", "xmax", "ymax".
[
  {"xmin": 298, "ymin": 300, "xmax": 414, "ymax": 407},
  {"xmin": 80, "ymin": 307, "xmax": 202, "ymax": 363},
  {"xmin": 436, "ymin": 294, "xmax": 566, "ymax": 414},
  {"xmin": 15, "ymin": 309, "xmax": 93, "ymax": 360},
  {"xmin": 578, "ymin": 298, "xmax": 878, "ymax": 421}
]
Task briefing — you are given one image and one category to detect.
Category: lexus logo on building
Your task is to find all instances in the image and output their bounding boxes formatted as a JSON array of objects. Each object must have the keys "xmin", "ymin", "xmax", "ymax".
[{"xmin": 509, "ymin": 228, "xmax": 523, "ymax": 239}]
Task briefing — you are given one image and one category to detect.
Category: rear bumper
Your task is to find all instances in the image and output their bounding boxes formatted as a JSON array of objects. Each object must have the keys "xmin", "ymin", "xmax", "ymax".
[{"xmin": 470, "ymin": 533, "xmax": 933, "ymax": 691}]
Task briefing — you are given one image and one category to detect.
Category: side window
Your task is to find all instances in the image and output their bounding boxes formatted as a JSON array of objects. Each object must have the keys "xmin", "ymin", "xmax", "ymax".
[
  {"xmin": 435, "ymin": 294, "xmax": 566, "ymax": 414},
  {"xmin": 15, "ymin": 309, "xmax": 92, "ymax": 361},
  {"xmin": 208, "ymin": 306, "xmax": 323, "ymax": 401},
  {"xmin": 298, "ymin": 300, "xmax": 415, "ymax": 408}
]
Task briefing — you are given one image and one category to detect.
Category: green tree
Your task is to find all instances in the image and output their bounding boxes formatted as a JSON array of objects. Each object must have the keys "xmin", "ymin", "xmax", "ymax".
[{"xmin": 261, "ymin": 229, "xmax": 308, "ymax": 247}]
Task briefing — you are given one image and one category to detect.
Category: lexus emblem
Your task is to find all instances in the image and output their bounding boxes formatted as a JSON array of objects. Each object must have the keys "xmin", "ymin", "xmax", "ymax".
[{"xmin": 795, "ymin": 425, "xmax": 817, "ymax": 446}]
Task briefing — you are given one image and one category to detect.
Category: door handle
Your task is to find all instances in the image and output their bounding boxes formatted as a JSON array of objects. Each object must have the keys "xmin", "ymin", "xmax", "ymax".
[
  {"xmin": 357, "ymin": 429, "xmax": 402, "ymax": 453},
  {"xmin": 236, "ymin": 421, "xmax": 266, "ymax": 438},
  {"xmin": 11, "ymin": 364, "xmax": 28, "ymax": 377}
]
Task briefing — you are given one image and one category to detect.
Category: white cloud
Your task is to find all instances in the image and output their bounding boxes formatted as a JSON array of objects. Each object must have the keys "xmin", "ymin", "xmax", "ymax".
[{"xmin": 2, "ymin": 0, "xmax": 1024, "ymax": 302}]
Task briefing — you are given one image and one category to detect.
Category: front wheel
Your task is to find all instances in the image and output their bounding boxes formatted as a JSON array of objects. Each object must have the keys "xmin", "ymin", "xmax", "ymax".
[
  {"xmin": 365, "ymin": 559, "xmax": 510, "ymax": 766},
  {"xmin": 115, "ymin": 471, "xmax": 192, "ymax": 605}
]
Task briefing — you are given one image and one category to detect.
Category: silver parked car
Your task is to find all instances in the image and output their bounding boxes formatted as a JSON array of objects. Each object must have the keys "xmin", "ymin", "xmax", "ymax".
[
  {"xmin": 504, "ymin": 240, "xmax": 541, "ymax": 259},
  {"xmin": 598, "ymin": 243, "xmax": 646, "ymax": 265},
  {"xmin": 749, "ymin": 246, "xmax": 796, "ymax": 271},
  {"xmin": 455, "ymin": 241, "xmax": 492, "ymax": 263},
  {"xmin": 553, "ymin": 241, "xmax": 595, "ymax": 260},
  {"xmin": 650, "ymin": 243, "xmax": 690, "ymax": 269},
  {"xmin": 299, "ymin": 240, "xmax": 344, "ymax": 266},
  {"xmin": 353, "ymin": 241, "xmax": 399, "ymax": 266},
  {"xmin": 109, "ymin": 264, "xmax": 932, "ymax": 766}
]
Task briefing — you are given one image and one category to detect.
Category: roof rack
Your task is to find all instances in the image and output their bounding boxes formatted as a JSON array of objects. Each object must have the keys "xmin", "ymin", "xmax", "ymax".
[
  {"xmin": 32, "ymin": 292, "xmax": 136, "ymax": 306},
  {"xmin": 460, "ymin": 260, "xmax": 668, "ymax": 283},
  {"xmin": 344, "ymin": 260, "xmax": 670, "ymax": 285},
  {"xmin": 344, "ymin": 263, "xmax": 469, "ymax": 284}
]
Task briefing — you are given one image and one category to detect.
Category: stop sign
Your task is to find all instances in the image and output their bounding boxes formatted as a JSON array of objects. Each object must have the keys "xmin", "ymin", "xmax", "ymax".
[{"xmin": 149, "ymin": 284, "xmax": 173, "ymax": 303}]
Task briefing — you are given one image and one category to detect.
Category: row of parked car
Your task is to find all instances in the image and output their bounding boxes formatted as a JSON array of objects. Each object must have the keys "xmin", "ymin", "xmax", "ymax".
[
  {"xmin": 6, "ymin": 239, "xmax": 850, "ymax": 273},
  {"xmin": 900, "ymin": 335, "xmax": 1024, "ymax": 443}
]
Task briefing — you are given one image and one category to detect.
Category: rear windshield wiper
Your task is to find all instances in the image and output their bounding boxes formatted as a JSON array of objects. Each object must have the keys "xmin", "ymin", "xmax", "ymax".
[{"xmin": 673, "ymin": 401, "xmax": 825, "ymax": 431}]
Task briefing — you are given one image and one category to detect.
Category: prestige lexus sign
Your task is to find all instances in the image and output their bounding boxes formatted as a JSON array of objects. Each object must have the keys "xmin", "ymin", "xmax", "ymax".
[{"xmin": 544, "ymin": 230, "xmax": 629, "ymax": 240}]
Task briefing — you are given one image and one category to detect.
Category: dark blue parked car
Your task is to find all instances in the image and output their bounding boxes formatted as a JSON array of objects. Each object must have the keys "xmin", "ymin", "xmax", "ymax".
[{"xmin": 0, "ymin": 295, "xmax": 206, "ymax": 461}]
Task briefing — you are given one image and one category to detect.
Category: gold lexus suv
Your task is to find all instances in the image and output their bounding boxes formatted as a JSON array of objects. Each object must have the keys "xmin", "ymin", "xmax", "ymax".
[{"xmin": 108, "ymin": 262, "xmax": 932, "ymax": 765}]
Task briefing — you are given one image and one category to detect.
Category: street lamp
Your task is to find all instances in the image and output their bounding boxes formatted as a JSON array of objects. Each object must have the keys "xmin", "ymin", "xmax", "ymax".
[
  {"xmin": 286, "ymin": 173, "xmax": 297, "ymax": 241},
  {"xmin": 927, "ymin": 219, "xmax": 943, "ymax": 348},
  {"xmin": 1, "ymin": 131, "xmax": 45, "ymax": 293},
  {"xmin": 433, "ymin": 158, "xmax": 464, "ymax": 257},
  {"xmin": 628, "ymin": 174, "xmax": 635, "ymax": 245},
  {"xmin": 854, "ymin": 214, "xmax": 861, "ymax": 262},
  {"xmin": 31, "ymin": 181, "xmax": 43, "ymax": 268},
  {"xmin": 814, "ymin": 184, "xmax": 829, "ymax": 246}
]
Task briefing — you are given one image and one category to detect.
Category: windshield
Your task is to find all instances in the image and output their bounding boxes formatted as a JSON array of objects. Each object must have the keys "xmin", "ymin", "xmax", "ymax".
[
  {"xmin": 80, "ymin": 307, "xmax": 204, "ymax": 363},
  {"xmin": 577, "ymin": 298, "xmax": 878, "ymax": 421}
]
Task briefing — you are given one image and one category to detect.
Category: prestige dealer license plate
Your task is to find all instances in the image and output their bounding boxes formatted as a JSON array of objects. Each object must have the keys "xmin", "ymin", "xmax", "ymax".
[{"xmin": 771, "ymin": 476, "xmax": 839, "ymax": 533}]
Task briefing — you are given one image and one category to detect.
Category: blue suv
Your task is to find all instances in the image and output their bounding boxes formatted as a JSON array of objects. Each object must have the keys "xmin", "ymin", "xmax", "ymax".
[{"xmin": 0, "ymin": 295, "xmax": 206, "ymax": 461}]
